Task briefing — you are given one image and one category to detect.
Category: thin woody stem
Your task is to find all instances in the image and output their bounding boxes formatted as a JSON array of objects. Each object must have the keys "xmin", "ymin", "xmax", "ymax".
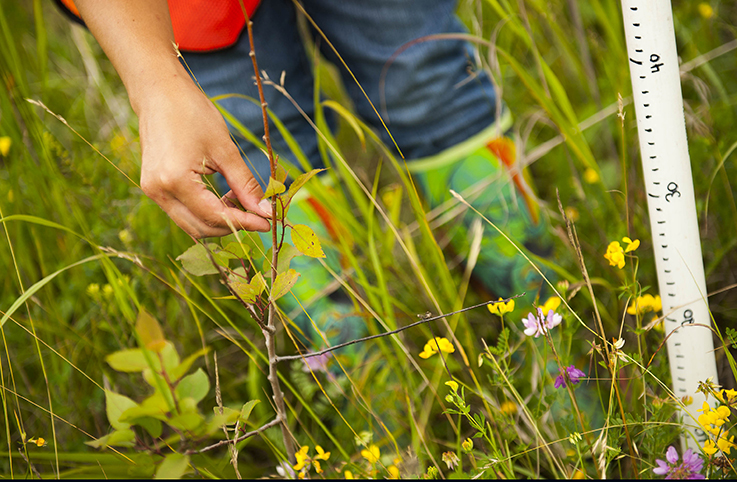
[
  {"xmin": 239, "ymin": 0, "xmax": 296, "ymax": 464},
  {"xmin": 276, "ymin": 296, "xmax": 524, "ymax": 363},
  {"xmin": 190, "ymin": 417, "xmax": 283, "ymax": 454}
]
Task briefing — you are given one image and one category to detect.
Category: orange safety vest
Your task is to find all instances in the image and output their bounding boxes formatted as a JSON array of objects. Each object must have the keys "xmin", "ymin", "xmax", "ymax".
[{"xmin": 57, "ymin": 0, "xmax": 261, "ymax": 52}]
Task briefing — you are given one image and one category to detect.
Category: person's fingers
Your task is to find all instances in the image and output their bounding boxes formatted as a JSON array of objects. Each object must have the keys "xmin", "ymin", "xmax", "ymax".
[
  {"xmin": 165, "ymin": 201, "xmax": 236, "ymax": 239},
  {"xmin": 174, "ymin": 176, "xmax": 271, "ymax": 234},
  {"xmin": 211, "ymin": 142, "xmax": 273, "ymax": 218}
]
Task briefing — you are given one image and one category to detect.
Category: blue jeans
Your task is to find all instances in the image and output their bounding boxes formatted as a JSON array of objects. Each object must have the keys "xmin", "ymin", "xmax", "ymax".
[{"xmin": 183, "ymin": 0, "xmax": 500, "ymax": 187}]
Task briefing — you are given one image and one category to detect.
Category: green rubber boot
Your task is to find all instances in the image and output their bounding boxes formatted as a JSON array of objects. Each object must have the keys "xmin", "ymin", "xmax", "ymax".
[{"xmin": 408, "ymin": 112, "xmax": 554, "ymax": 301}]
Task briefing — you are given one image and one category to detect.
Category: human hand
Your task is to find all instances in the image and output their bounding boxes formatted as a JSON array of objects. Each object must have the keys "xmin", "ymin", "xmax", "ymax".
[{"xmin": 137, "ymin": 78, "xmax": 272, "ymax": 238}]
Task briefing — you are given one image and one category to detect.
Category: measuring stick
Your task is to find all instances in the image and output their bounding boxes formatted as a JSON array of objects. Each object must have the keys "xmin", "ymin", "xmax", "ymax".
[{"xmin": 621, "ymin": 0, "xmax": 719, "ymax": 450}]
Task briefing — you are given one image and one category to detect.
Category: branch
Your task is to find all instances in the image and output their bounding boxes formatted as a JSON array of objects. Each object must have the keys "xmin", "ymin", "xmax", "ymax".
[
  {"xmin": 191, "ymin": 417, "xmax": 282, "ymax": 454},
  {"xmin": 276, "ymin": 295, "xmax": 524, "ymax": 363}
]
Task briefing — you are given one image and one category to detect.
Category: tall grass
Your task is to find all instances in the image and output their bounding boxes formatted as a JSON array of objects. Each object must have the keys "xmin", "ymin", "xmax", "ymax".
[{"xmin": 1, "ymin": 0, "xmax": 736, "ymax": 478}]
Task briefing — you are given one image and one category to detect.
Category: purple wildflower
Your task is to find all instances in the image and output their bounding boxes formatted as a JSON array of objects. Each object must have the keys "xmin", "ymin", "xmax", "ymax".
[
  {"xmin": 302, "ymin": 352, "xmax": 332, "ymax": 373},
  {"xmin": 653, "ymin": 446, "xmax": 704, "ymax": 479},
  {"xmin": 522, "ymin": 308, "xmax": 563, "ymax": 338},
  {"xmin": 554, "ymin": 365, "xmax": 586, "ymax": 389}
]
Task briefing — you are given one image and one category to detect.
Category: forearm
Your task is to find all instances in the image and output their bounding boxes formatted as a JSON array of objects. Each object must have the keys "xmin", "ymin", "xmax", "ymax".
[{"xmin": 73, "ymin": 0, "xmax": 190, "ymax": 116}]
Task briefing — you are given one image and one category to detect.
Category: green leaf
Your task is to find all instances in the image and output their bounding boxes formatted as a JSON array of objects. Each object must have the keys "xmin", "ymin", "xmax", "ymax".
[
  {"xmin": 136, "ymin": 417, "xmax": 163, "ymax": 439},
  {"xmin": 106, "ymin": 349, "xmax": 148, "ymax": 372},
  {"xmin": 168, "ymin": 412, "xmax": 204, "ymax": 432},
  {"xmin": 205, "ymin": 408, "xmax": 241, "ymax": 435},
  {"xmin": 239, "ymin": 400, "xmax": 260, "ymax": 424},
  {"xmin": 119, "ymin": 393, "xmax": 169, "ymax": 423},
  {"xmin": 85, "ymin": 429, "xmax": 136, "ymax": 449},
  {"xmin": 85, "ymin": 433, "xmax": 111, "ymax": 449},
  {"xmin": 155, "ymin": 453, "xmax": 189, "ymax": 480},
  {"xmin": 105, "ymin": 390, "xmax": 138, "ymax": 430},
  {"xmin": 271, "ymin": 269, "xmax": 300, "ymax": 301},
  {"xmin": 107, "ymin": 431, "xmax": 136, "ymax": 448},
  {"xmin": 262, "ymin": 176, "xmax": 286, "ymax": 199},
  {"xmin": 220, "ymin": 241, "xmax": 250, "ymax": 260},
  {"xmin": 160, "ymin": 342, "xmax": 181, "ymax": 373},
  {"xmin": 285, "ymin": 169, "xmax": 326, "ymax": 205},
  {"xmin": 291, "ymin": 224, "xmax": 325, "ymax": 258},
  {"xmin": 169, "ymin": 347, "xmax": 210, "ymax": 381},
  {"xmin": 175, "ymin": 368, "xmax": 209, "ymax": 404},
  {"xmin": 176, "ymin": 243, "xmax": 220, "ymax": 276},
  {"xmin": 221, "ymin": 232, "xmax": 265, "ymax": 259},
  {"xmin": 262, "ymin": 244, "xmax": 302, "ymax": 277},
  {"xmin": 135, "ymin": 309, "xmax": 166, "ymax": 352}
]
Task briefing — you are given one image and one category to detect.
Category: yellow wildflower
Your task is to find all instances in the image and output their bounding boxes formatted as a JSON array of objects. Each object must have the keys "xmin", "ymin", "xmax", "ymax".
[
  {"xmin": 564, "ymin": 206, "xmax": 579, "ymax": 223},
  {"xmin": 583, "ymin": 168, "xmax": 599, "ymax": 184},
  {"xmin": 572, "ymin": 469, "xmax": 586, "ymax": 479},
  {"xmin": 86, "ymin": 283, "xmax": 101, "ymax": 298},
  {"xmin": 293, "ymin": 445, "xmax": 310, "ymax": 471},
  {"xmin": 419, "ymin": 337, "xmax": 455, "ymax": 359},
  {"xmin": 698, "ymin": 3, "xmax": 713, "ymax": 19},
  {"xmin": 461, "ymin": 438, "xmax": 473, "ymax": 453},
  {"xmin": 445, "ymin": 380, "xmax": 458, "ymax": 392},
  {"xmin": 488, "ymin": 298, "xmax": 515, "ymax": 315},
  {"xmin": 344, "ymin": 470, "xmax": 354, "ymax": 479},
  {"xmin": 0, "ymin": 136, "xmax": 11, "ymax": 156},
  {"xmin": 540, "ymin": 296, "xmax": 561, "ymax": 316},
  {"xmin": 102, "ymin": 284, "xmax": 114, "ymax": 299},
  {"xmin": 720, "ymin": 389, "xmax": 737, "ymax": 405},
  {"xmin": 717, "ymin": 434, "xmax": 735, "ymax": 455},
  {"xmin": 313, "ymin": 460, "xmax": 322, "ymax": 474},
  {"xmin": 626, "ymin": 294, "xmax": 662, "ymax": 316},
  {"xmin": 361, "ymin": 444, "xmax": 380, "ymax": 464},
  {"xmin": 604, "ymin": 241, "xmax": 625, "ymax": 269},
  {"xmin": 28, "ymin": 437, "xmax": 46, "ymax": 447},
  {"xmin": 315, "ymin": 445, "xmax": 330, "ymax": 461},
  {"xmin": 703, "ymin": 440, "xmax": 718, "ymax": 456},
  {"xmin": 622, "ymin": 237, "xmax": 640, "ymax": 253},
  {"xmin": 500, "ymin": 400, "xmax": 517, "ymax": 415},
  {"xmin": 388, "ymin": 465, "xmax": 400, "ymax": 479}
]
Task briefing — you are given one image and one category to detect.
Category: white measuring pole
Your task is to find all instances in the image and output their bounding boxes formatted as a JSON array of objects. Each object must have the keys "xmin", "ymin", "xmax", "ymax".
[{"xmin": 621, "ymin": 0, "xmax": 718, "ymax": 450}]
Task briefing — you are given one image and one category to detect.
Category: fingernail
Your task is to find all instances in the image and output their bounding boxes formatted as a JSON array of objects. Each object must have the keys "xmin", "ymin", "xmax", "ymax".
[{"xmin": 258, "ymin": 199, "xmax": 273, "ymax": 217}]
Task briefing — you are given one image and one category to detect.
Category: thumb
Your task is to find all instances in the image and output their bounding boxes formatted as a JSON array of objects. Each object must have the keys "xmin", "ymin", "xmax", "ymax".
[{"xmin": 217, "ymin": 147, "xmax": 273, "ymax": 218}]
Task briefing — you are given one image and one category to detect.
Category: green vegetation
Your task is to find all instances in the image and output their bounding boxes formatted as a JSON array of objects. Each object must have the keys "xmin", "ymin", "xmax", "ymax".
[{"xmin": 1, "ymin": 0, "xmax": 737, "ymax": 478}]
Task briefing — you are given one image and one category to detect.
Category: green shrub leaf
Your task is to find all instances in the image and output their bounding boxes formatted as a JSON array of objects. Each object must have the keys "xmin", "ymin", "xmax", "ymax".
[
  {"xmin": 262, "ymin": 177, "xmax": 286, "ymax": 199},
  {"xmin": 155, "ymin": 453, "xmax": 190, "ymax": 479},
  {"xmin": 176, "ymin": 243, "xmax": 221, "ymax": 276},
  {"xmin": 175, "ymin": 368, "xmax": 209, "ymax": 404},
  {"xmin": 105, "ymin": 390, "xmax": 138, "ymax": 430},
  {"xmin": 106, "ymin": 349, "xmax": 148, "ymax": 373},
  {"xmin": 239, "ymin": 400, "xmax": 260, "ymax": 424}
]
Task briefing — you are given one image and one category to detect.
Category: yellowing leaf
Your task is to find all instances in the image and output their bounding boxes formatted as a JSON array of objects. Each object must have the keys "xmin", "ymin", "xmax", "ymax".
[
  {"xmin": 262, "ymin": 176, "xmax": 286, "ymax": 199},
  {"xmin": 136, "ymin": 309, "xmax": 166, "ymax": 352},
  {"xmin": 285, "ymin": 169, "xmax": 326, "ymax": 205},
  {"xmin": 275, "ymin": 164, "xmax": 288, "ymax": 183},
  {"xmin": 291, "ymin": 224, "xmax": 325, "ymax": 258},
  {"xmin": 271, "ymin": 269, "xmax": 300, "ymax": 301}
]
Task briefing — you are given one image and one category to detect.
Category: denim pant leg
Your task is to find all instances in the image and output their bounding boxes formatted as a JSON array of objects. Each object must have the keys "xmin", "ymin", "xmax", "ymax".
[
  {"xmin": 181, "ymin": 0, "xmax": 321, "ymax": 190},
  {"xmin": 303, "ymin": 0, "xmax": 500, "ymax": 160}
]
